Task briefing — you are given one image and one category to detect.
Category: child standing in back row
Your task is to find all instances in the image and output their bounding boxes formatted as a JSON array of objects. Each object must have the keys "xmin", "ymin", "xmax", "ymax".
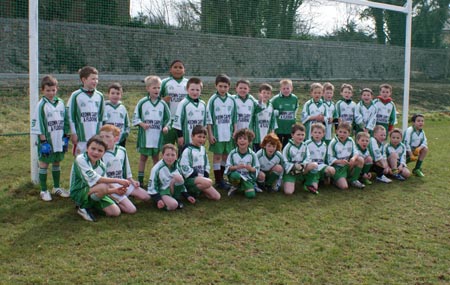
[
  {"xmin": 104, "ymin": 82, "xmax": 130, "ymax": 147},
  {"xmin": 302, "ymin": 83, "xmax": 327, "ymax": 140},
  {"xmin": 335, "ymin": 83, "xmax": 356, "ymax": 130},
  {"xmin": 322, "ymin": 82, "xmax": 337, "ymax": 144},
  {"xmin": 253, "ymin": 83, "xmax": 277, "ymax": 152},
  {"xmin": 31, "ymin": 75, "xmax": 71, "ymax": 201},
  {"xmin": 67, "ymin": 66, "xmax": 106, "ymax": 155},
  {"xmin": 206, "ymin": 74, "xmax": 237, "ymax": 191},
  {"xmin": 354, "ymin": 88, "xmax": 377, "ymax": 135},
  {"xmin": 133, "ymin": 76, "xmax": 171, "ymax": 186},
  {"xmin": 172, "ymin": 77, "xmax": 208, "ymax": 150},
  {"xmin": 270, "ymin": 79, "xmax": 299, "ymax": 147},
  {"xmin": 160, "ymin": 60, "xmax": 188, "ymax": 145},
  {"xmin": 233, "ymin": 79, "xmax": 261, "ymax": 131},
  {"xmin": 374, "ymin": 83, "xmax": 397, "ymax": 137}
]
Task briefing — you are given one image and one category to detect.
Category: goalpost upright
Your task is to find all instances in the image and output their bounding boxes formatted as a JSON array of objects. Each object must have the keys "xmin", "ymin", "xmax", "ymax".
[{"xmin": 30, "ymin": 0, "xmax": 39, "ymax": 184}]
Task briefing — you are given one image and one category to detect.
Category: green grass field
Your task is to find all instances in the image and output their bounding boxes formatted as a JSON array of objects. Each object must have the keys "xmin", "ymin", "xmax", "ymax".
[{"xmin": 0, "ymin": 81, "xmax": 449, "ymax": 284}]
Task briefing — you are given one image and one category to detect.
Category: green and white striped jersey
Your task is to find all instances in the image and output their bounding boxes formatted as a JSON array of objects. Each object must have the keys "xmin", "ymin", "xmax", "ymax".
[
  {"xmin": 225, "ymin": 148, "xmax": 260, "ymax": 182},
  {"xmin": 206, "ymin": 92, "xmax": 237, "ymax": 142},
  {"xmin": 179, "ymin": 144, "xmax": 210, "ymax": 178},
  {"xmin": 67, "ymin": 89, "xmax": 106, "ymax": 142},
  {"xmin": 368, "ymin": 137, "xmax": 386, "ymax": 162},
  {"xmin": 160, "ymin": 76, "xmax": 188, "ymax": 120},
  {"xmin": 132, "ymin": 97, "xmax": 170, "ymax": 149},
  {"xmin": 354, "ymin": 101, "xmax": 378, "ymax": 131},
  {"xmin": 301, "ymin": 98, "xmax": 327, "ymax": 140},
  {"xmin": 102, "ymin": 145, "xmax": 132, "ymax": 179},
  {"xmin": 104, "ymin": 101, "xmax": 130, "ymax": 144},
  {"xmin": 172, "ymin": 97, "xmax": 207, "ymax": 145},
  {"xmin": 373, "ymin": 98, "xmax": 397, "ymax": 126},
  {"xmin": 70, "ymin": 153, "xmax": 106, "ymax": 204},
  {"xmin": 403, "ymin": 126, "xmax": 427, "ymax": 152},
  {"xmin": 147, "ymin": 160, "xmax": 185, "ymax": 195},
  {"xmin": 270, "ymin": 93, "xmax": 299, "ymax": 135},
  {"xmin": 327, "ymin": 136, "xmax": 357, "ymax": 166},
  {"xmin": 233, "ymin": 94, "xmax": 259, "ymax": 131},
  {"xmin": 282, "ymin": 139, "xmax": 312, "ymax": 173},
  {"xmin": 31, "ymin": 96, "xmax": 69, "ymax": 152},
  {"xmin": 253, "ymin": 102, "xmax": 277, "ymax": 144},
  {"xmin": 305, "ymin": 139, "xmax": 329, "ymax": 171},
  {"xmin": 256, "ymin": 149, "xmax": 285, "ymax": 172},
  {"xmin": 385, "ymin": 142, "xmax": 407, "ymax": 166},
  {"xmin": 335, "ymin": 100, "xmax": 356, "ymax": 126},
  {"xmin": 323, "ymin": 100, "xmax": 336, "ymax": 141}
]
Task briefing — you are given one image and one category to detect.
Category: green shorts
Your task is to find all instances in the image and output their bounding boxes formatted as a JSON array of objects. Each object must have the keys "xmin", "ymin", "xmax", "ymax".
[
  {"xmin": 209, "ymin": 140, "xmax": 234, "ymax": 154},
  {"xmin": 163, "ymin": 127, "xmax": 178, "ymax": 145},
  {"xmin": 333, "ymin": 165, "xmax": 349, "ymax": 180},
  {"xmin": 71, "ymin": 187, "xmax": 116, "ymax": 210},
  {"xmin": 138, "ymin": 147, "xmax": 160, "ymax": 157},
  {"xmin": 185, "ymin": 177, "xmax": 202, "ymax": 197},
  {"xmin": 39, "ymin": 151, "xmax": 65, "ymax": 164},
  {"xmin": 228, "ymin": 171, "xmax": 254, "ymax": 191},
  {"xmin": 282, "ymin": 172, "xmax": 305, "ymax": 183}
]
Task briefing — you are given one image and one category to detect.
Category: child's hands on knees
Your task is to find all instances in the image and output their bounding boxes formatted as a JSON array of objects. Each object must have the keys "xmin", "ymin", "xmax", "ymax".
[
  {"xmin": 187, "ymin": 196, "xmax": 196, "ymax": 204},
  {"xmin": 157, "ymin": 200, "xmax": 165, "ymax": 209}
]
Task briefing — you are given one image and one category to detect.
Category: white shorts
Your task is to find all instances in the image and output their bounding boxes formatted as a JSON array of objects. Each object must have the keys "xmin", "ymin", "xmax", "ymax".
[{"xmin": 110, "ymin": 183, "xmax": 135, "ymax": 203}]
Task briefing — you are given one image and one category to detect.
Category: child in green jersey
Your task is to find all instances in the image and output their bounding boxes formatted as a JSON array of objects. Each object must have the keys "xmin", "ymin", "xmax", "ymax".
[
  {"xmin": 31, "ymin": 75, "xmax": 71, "ymax": 201},
  {"xmin": 104, "ymin": 82, "xmax": 130, "ymax": 147},
  {"xmin": 404, "ymin": 114, "xmax": 428, "ymax": 177},
  {"xmin": 270, "ymin": 79, "xmax": 299, "ymax": 147}
]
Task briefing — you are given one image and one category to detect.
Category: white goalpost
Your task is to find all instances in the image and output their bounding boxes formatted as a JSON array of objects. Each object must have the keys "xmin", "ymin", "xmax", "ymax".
[{"xmin": 28, "ymin": 0, "xmax": 414, "ymax": 183}]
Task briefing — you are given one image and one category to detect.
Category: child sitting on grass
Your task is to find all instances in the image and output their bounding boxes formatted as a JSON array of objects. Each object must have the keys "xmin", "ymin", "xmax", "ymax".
[
  {"xmin": 255, "ymin": 133, "xmax": 285, "ymax": 192},
  {"xmin": 385, "ymin": 128, "xmax": 410, "ymax": 181},
  {"xmin": 70, "ymin": 135, "xmax": 130, "ymax": 222},
  {"xmin": 179, "ymin": 125, "xmax": 221, "ymax": 201},
  {"xmin": 328, "ymin": 122, "xmax": 365, "ymax": 189},
  {"xmin": 225, "ymin": 128, "xmax": 260, "ymax": 198},
  {"xmin": 99, "ymin": 125, "xmax": 150, "ymax": 214},
  {"xmin": 282, "ymin": 124, "xmax": 319, "ymax": 195},
  {"xmin": 147, "ymin": 144, "xmax": 196, "ymax": 210}
]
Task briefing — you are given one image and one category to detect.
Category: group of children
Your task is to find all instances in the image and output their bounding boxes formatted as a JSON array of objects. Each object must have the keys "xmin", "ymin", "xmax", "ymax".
[{"xmin": 31, "ymin": 61, "xmax": 429, "ymax": 222}]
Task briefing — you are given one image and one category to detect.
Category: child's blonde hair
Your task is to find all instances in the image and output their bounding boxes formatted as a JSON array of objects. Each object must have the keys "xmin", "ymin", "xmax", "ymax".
[
  {"xmin": 323, "ymin": 82, "xmax": 335, "ymax": 91},
  {"xmin": 340, "ymin": 83, "xmax": 353, "ymax": 92},
  {"xmin": 310, "ymin": 83, "xmax": 323, "ymax": 92},
  {"xmin": 280, "ymin": 79, "xmax": 293, "ymax": 87},
  {"xmin": 100, "ymin": 124, "xmax": 120, "ymax": 137},
  {"xmin": 162, "ymin": 143, "xmax": 177, "ymax": 155},
  {"xmin": 373, "ymin": 125, "xmax": 386, "ymax": 135},
  {"xmin": 260, "ymin": 133, "xmax": 282, "ymax": 151},
  {"xmin": 311, "ymin": 122, "xmax": 325, "ymax": 133},
  {"xmin": 144, "ymin": 75, "xmax": 161, "ymax": 87},
  {"xmin": 356, "ymin": 131, "xmax": 370, "ymax": 141},
  {"xmin": 379, "ymin": 83, "xmax": 392, "ymax": 92}
]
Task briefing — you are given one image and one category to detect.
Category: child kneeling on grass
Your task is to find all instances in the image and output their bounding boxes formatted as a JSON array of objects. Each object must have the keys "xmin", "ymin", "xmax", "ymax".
[
  {"xmin": 99, "ymin": 125, "xmax": 150, "ymax": 214},
  {"xmin": 179, "ymin": 125, "xmax": 221, "ymax": 201},
  {"xmin": 255, "ymin": 133, "xmax": 285, "ymax": 192},
  {"xmin": 147, "ymin": 144, "xmax": 196, "ymax": 210},
  {"xmin": 282, "ymin": 124, "xmax": 320, "ymax": 195},
  {"xmin": 225, "ymin": 128, "xmax": 260, "ymax": 198},
  {"xmin": 70, "ymin": 135, "xmax": 130, "ymax": 222}
]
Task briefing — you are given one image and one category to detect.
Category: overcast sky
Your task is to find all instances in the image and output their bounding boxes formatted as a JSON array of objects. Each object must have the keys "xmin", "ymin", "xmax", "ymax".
[{"xmin": 130, "ymin": 0, "xmax": 372, "ymax": 35}]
